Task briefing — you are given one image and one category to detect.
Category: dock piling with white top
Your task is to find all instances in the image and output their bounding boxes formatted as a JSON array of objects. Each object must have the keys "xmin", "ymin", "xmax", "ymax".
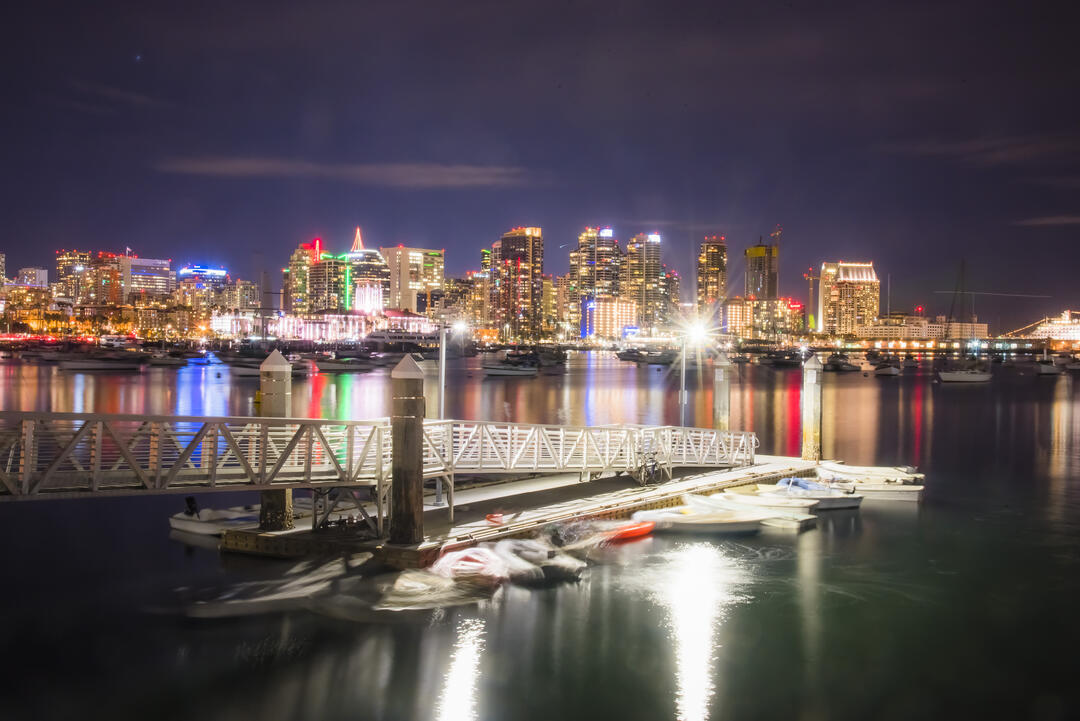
[
  {"xmin": 801, "ymin": 352, "xmax": 823, "ymax": 461},
  {"xmin": 713, "ymin": 352, "xmax": 732, "ymax": 431},
  {"xmin": 259, "ymin": 350, "xmax": 294, "ymax": 530}
]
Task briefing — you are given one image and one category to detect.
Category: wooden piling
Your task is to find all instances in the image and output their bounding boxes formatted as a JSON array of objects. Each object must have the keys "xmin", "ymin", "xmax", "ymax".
[{"xmin": 390, "ymin": 355, "xmax": 426, "ymax": 544}]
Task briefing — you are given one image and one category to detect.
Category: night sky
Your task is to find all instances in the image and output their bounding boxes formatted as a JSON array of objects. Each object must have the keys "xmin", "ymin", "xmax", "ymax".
[{"xmin": 4, "ymin": 0, "xmax": 1079, "ymax": 331}]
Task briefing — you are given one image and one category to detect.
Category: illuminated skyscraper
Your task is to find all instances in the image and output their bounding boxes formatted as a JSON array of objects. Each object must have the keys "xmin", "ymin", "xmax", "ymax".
[
  {"xmin": 55, "ymin": 249, "xmax": 91, "ymax": 299},
  {"xmin": 120, "ymin": 255, "xmax": 172, "ymax": 301},
  {"xmin": 818, "ymin": 261, "xmax": 880, "ymax": 335},
  {"xmin": 344, "ymin": 228, "xmax": 390, "ymax": 313},
  {"xmin": 744, "ymin": 227, "xmax": 780, "ymax": 299},
  {"xmin": 696, "ymin": 236, "xmax": 727, "ymax": 314},
  {"xmin": 621, "ymin": 233, "xmax": 664, "ymax": 332},
  {"xmin": 380, "ymin": 246, "xmax": 444, "ymax": 312},
  {"xmin": 569, "ymin": 226, "xmax": 622, "ymax": 306},
  {"xmin": 282, "ymin": 238, "xmax": 321, "ymax": 313},
  {"xmin": 491, "ymin": 226, "xmax": 544, "ymax": 339},
  {"xmin": 309, "ymin": 255, "xmax": 348, "ymax": 312}
]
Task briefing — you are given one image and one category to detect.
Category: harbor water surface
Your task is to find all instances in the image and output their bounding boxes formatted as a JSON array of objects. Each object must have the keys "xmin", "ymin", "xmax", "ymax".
[{"xmin": 2, "ymin": 353, "xmax": 1078, "ymax": 720}]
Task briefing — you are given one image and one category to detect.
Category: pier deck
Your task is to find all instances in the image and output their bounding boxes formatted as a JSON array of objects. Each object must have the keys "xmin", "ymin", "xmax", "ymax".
[{"xmin": 221, "ymin": 454, "xmax": 818, "ymax": 564}]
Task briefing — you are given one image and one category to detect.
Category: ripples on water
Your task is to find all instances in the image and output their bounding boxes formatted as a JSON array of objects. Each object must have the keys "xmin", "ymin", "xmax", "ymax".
[{"xmin": 2, "ymin": 354, "xmax": 1080, "ymax": 720}]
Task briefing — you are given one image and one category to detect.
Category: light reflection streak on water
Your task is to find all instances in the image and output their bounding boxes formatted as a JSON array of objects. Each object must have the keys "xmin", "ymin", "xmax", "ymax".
[
  {"xmin": 435, "ymin": 617, "xmax": 486, "ymax": 721},
  {"xmin": 654, "ymin": 543, "xmax": 751, "ymax": 721}
]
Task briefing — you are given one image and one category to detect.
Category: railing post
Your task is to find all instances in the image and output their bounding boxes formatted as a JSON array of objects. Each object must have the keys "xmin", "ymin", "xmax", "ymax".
[
  {"xmin": 259, "ymin": 350, "xmax": 294, "ymax": 531},
  {"xmin": 149, "ymin": 422, "xmax": 162, "ymax": 489},
  {"xmin": 801, "ymin": 353, "xmax": 823, "ymax": 461},
  {"xmin": 390, "ymin": 355, "xmax": 426, "ymax": 544}
]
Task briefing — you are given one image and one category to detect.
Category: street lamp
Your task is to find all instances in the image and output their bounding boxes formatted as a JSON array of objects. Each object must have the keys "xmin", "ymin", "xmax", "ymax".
[{"xmin": 680, "ymin": 320, "xmax": 710, "ymax": 427}]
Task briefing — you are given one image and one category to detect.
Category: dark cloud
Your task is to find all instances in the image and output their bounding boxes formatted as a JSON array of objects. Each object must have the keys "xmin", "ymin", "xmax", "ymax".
[
  {"xmin": 154, "ymin": 156, "xmax": 535, "ymax": 189},
  {"xmin": 69, "ymin": 80, "xmax": 176, "ymax": 110},
  {"xmin": 1012, "ymin": 215, "xmax": 1080, "ymax": 227},
  {"xmin": 880, "ymin": 135, "xmax": 1080, "ymax": 167}
]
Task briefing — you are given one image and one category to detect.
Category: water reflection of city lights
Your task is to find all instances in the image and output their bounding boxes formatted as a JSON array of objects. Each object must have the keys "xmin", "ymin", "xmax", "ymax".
[
  {"xmin": 435, "ymin": 617, "xmax": 487, "ymax": 721},
  {"xmin": 655, "ymin": 543, "xmax": 750, "ymax": 721}
]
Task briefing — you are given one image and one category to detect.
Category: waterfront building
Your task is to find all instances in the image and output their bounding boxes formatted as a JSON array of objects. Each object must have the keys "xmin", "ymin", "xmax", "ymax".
[
  {"xmin": 663, "ymin": 267, "xmax": 681, "ymax": 325},
  {"xmin": 344, "ymin": 228, "xmax": 390, "ymax": 313},
  {"xmin": 581, "ymin": 296, "xmax": 637, "ymax": 340},
  {"xmin": 621, "ymin": 233, "xmax": 665, "ymax": 333},
  {"xmin": 554, "ymin": 272, "xmax": 579, "ymax": 334},
  {"xmin": 120, "ymin": 256, "xmax": 172, "ymax": 301},
  {"xmin": 542, "ymin": 275, "xmax": 557, "ymax": 336},
  {"xmin": 724, "ymin": 296, "xmax": 804, "ymax": 339},
  {"xmin": 282, "ymin": 239, "xmax": 321, "ymax": 313},
  {"xmin": 54, "ymin": 249, "xmax": 90, "ymax": 299},
  {"xmin": 696, "ymin": 236, "xmax": 727, "ymax": 315},
  {"xmin": 491, "ymin": 226, "xmax": 544, "ymax": 340},
  {"xmin": 380, "ymin": 245, "xmax": 444, "ymax": 313},
  {"xmin": 222, "ymin": 279, "xmax": 260, "ymax": 311},
  {"xmin": 16, "ymin": 267, "xmax": 49, "ymax": 288},
  {"xmin": 308, "ymin": 255, "xmax": 348, "ymax": 313},
  {"xmin": 744, "ymin": 230, "xmax": 780, "ymax": 299},
  {"xmin": 818, "ymin": 261, "xmax": 880, "ymax": 336}
]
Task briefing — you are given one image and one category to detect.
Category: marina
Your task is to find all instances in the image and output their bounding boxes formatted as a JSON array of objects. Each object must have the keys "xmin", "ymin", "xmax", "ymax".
[{"xmin": 0, "ymin": 349, "xmax": 1077, "ymax": 720}]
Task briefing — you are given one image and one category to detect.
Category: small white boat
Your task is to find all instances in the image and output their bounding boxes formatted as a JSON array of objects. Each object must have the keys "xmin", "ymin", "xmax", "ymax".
[
  {"xmin": 169, "ymin": 506, "xmax": 261, "ymax": 535},
  {"xmin": 483, "ymin": 363, "xmax": 539, "ymax": 377},
  {"xmin": 817, "ymin": 460, "xmax": 924, "ymax": 483},
  {"xmin": 631, "ymin": 506, "xmax": 767, "ymax": 535},
  {"xmin": 1035, "ymin": 360, "xmax": 1063, "ymax": 375},
  {"xmin": 756, "ymin": 479, "xmax": 863, "ymax": 510},
  {"xmin": 721, "ymin": 485, "xmax": 819, "ymax": 510},
  {"xmin": 688, "ymin": 493, "xmax": 817, "ymax": 532},
  {"xmin": 1066, "ymin": 361, "xmax": 1080, "ymax": 371},
  {"xmin": 874, "ymin": 364, "xmax": 901, "ymax": 376},
  {"xmin": 902, "ymin": 355, "xmax": 918, "ymax": 368},
  {"xmin": 938, "ymin": 369, "xmax": 991, "ymax": 383}
]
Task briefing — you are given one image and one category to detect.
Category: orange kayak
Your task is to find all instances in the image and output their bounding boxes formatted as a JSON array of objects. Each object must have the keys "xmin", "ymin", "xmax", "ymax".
[{"xmin": 604, "ymin": 520, "xmax": 655, "ymax": 542}]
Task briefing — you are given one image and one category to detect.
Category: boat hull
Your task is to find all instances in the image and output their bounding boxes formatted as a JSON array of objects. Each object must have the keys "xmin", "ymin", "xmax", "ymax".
[{"xmin": 938, "ymin": 370, "xmax": 991, "ymax": 383}]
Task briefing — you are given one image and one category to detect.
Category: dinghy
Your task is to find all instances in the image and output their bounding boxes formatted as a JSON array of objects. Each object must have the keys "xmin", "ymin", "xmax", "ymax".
[
  {"xmin": 631, "ymin": 506, "xmax": 767, "ymax": 535},
  {"xmin": 756, "ymin": 478, "xmax": 863, "ymax": 510},
  {"xmin": 721, "ymin": 485, "xmax": 819, "ymax": 510}
]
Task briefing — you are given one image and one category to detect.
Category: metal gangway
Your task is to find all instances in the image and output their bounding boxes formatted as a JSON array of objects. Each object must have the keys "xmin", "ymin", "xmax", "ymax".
[{"xmin": 0, "ymin": 411, "xmax": 757, "ymax": 525}]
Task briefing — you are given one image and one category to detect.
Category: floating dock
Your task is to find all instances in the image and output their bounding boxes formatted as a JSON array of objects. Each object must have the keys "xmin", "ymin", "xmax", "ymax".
[{"xmin": 221, "ymin": 454, "xmax": 822, "ymax": 566}]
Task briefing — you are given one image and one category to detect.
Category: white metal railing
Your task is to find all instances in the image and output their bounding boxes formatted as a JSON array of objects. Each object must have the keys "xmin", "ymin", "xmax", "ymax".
[
  {"xmin": 0, "ymin": 412, "xmax": 391, "ymax": 501},
  {"xmin": 0, "ymin": 412, "xmax": 756, "ymax": 503}
]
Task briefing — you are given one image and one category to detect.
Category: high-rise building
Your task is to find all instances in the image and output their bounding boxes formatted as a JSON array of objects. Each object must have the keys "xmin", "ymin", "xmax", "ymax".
[
  {"xmin": 80, "ymin": 252, "xmax": 124, "ymax": 307},
  {"xmin": 380, "ymin": 246, "xmax": 445, "ymax": 312},
  {"xmin": 491, "ymin": 226, "xmax": 544, "ymax": 339},
  {"xmin": 0, "ymin": 253, "xmax": 6, "ymax": 286},
  {"xmin": 120, "ymin": 256, "xmax": 172, "ymax": 300},
  {"xmin": 744, "ymin": 228, "xmax": 780, "ymax": 299},
  {"xmin": 344, "ymin": 229, "xmax": 390, "ymax": 313},
  {"xmin": 569, "ymin": 226, "xmax": 622, "ymax": 307},
  {"xmin": 818, "ymin": 261, "xmax": 880, "ymax": 335},
  {"xmin": 553, "ymin": 273, "xmax": 577, "ymax": 337},
  {"xmin": 621, "ymin": 233, "xmax": 665, "ymax": 332},
  {"xmin": 541, "ymin": 275, "xmax": 557, "ymax": 336},
  {"xmin": 282, "ymin": 239, "xmax": 321, "ymax": 313},
  {"xmin": 16, "ymin": 267, "xmax": 49, "ymax": 288},
  {"xmin": 308, "ymin": 255, "xmax": 348, "ymax": 313},
  {"xmin": 663, "ymin": 267, "xmax": 681, "ymax": 324},
  {"xmin": 696, "ymin": 236, "xmax": 727, "ymax": 315},
  {"xmin": 55, "ymin": 249, "xmax": 91, "ymax": 299}
]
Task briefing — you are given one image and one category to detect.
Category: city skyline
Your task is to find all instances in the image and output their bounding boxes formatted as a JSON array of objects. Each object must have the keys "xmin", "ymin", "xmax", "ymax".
[{"xmin": 4, "ymin": 1, "xmax": 1079, "ymax": 331}]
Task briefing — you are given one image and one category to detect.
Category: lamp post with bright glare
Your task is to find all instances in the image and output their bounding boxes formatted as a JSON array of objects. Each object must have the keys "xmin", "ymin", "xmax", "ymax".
[{"xmin": 680, "ymin": 321, "xmax": 710, "ymax": 426}]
